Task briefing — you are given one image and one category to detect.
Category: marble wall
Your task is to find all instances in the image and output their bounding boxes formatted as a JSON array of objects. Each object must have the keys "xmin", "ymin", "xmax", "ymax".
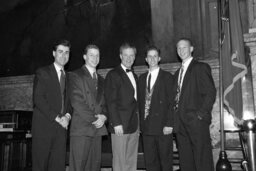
[{"xmin": 0, "ymin": 75, "xmax": 34, "ymax": 111}]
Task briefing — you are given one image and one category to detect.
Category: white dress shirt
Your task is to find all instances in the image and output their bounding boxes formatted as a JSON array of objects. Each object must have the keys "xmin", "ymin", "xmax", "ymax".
[
  {"xmin": 121, "ymin": 64, "xmax": 137, "ymax": 100},
  {"xmin": 85, "ymin": 64, "xmax": 97, "ymax": 79},
  {"xmin": 147, "ymin": 67, "xmax": 160, "ymax": 90},
  {"xmin": 54, "ymin": 62, "xmax": 64, "ymax": 82},
  {"xmin": 179, "ymin": 57, "xmax": 193, "ymax": 88},
  {"xmin": 53, "ymin": 62, "xmax": 71, "ymax": 121}
]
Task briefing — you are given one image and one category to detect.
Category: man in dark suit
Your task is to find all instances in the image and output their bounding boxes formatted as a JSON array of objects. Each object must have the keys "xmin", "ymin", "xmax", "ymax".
[
  {"xmin": 68, "ymin": 44, "xmax": 107, "ymax": 171},
  {"xmin": 174, "ymin": 38, "xmax": 216, "ymax": 171},
  {"xmin": 32, "ymin": 39, "xmax": 72, "ymax": 171},
  {"xmin": 104, "ymin": 43, "xmax": 139, "ymax": 171},
  {"xmin": 138, "ymin": 46, "xmax": 174, "ymax": 171}
]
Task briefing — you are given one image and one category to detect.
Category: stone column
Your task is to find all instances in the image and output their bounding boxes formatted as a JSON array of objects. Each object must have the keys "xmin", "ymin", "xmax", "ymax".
[
  {"xmin": 248, "ymin": 0, "xmax": 256, "ymax": 29},
  {"xmin": 244, "ymin": 32, "xmax": 256, "ymax": 110}
]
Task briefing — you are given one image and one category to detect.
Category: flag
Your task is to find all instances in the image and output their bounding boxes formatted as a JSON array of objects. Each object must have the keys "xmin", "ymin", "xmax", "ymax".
[{"xmin": 221, "ymin": 0, "xmax": 247, "ymax": 124}]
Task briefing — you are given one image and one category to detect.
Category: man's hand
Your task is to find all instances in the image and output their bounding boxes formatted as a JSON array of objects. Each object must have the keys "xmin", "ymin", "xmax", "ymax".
[
  {"xmin": 92, "ymin": 114, "xmax": 106, "ymax": 129},
  {"xmin": 59, "ymin": 116, "xmax": 69, "ymax": 129},
  {"xmin": 163, "ymin": 126, "xmax": 173, "ymax": 135},
  {"xmin": 114, "ymin": 125, "xmax": 124, "ymax": 136}
]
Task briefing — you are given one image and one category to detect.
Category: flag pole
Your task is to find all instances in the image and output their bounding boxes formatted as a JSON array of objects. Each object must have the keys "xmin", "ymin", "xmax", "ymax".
[
  {"xmin": 243, "ymin": 120, "xmax": 256, "ymax": 171},
  {"xmin": 216, "ymin": 0, "xmax": 232, "ymax": 170}
]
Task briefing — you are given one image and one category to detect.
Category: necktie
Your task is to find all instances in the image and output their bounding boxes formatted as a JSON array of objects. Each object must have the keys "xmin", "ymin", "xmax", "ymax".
[
  {"xmin": 92, "ymin": 72, "xmax": 97, "ymax": 90},
  {"xmin": 60, "ymin": 69, "xmax": 65, "ymax": 94},
  {"xmin": 174, "ymin": 65, "xmax": 184, "ymax": 110},
  {"xmin": 60, "ymin": 69, "xmax": 65, "ymax": 114},
  {"xmin": 178, "ymin": 66, "xmax": 184, "ymax": 90},
  {"xmin": 147, "ymin": 73, "xmax": 151, "ymax": 92}
]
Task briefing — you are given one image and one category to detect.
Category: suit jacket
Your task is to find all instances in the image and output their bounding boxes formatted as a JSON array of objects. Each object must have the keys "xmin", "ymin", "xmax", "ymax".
[
  {"xmin": 173, "ymin": 59, "xmax": 216, "ymax": 131},
  {"xmin": 32, "ymin": 64, "xmax": 70, "ymax": 138},
  {"xmin": 104, "ymin": 65, "xmax": 138, "ymax": 134},
  {"xmin": 69, "ymin": 66, "xmax": 107, "ymax": 137},
  {"xmin": 138, "ymin": 69, "xmax": 174, "ymax": 135}
]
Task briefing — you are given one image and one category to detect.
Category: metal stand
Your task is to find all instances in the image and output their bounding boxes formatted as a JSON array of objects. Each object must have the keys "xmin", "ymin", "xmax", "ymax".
[
  {"xmin": 242, "ymin": 119, "xmax": 256, "ymax": 171},
  {"xmin": 216, "ymin": 0, "xmax": 232, "ymax": 170},
  {"xmin": 216, "ymin": 151, "xmax": 232, "ymax": 171}
]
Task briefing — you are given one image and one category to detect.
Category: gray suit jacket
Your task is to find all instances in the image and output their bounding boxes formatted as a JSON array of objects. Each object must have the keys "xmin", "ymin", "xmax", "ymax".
[{"xmin": 69, "ymin": 66, "xmax": 107, "ymax": 137}]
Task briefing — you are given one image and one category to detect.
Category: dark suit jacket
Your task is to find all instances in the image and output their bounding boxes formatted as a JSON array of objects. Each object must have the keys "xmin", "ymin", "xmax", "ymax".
[
  {"xmin": 32, "ymin": 64, "xmax": 70, "ymax": 138},
  {"xmin": 104, "ymin": 65, "xmax": 138, "ymax": 134},
  {"xmin": 69, "ymin": 66, "xmax": 107, "ymax": 137},
  {"xmin": 138, "ymin": 69, "xmax": 174, "ymax": 135},
  {"xmin": 173, "ymin": 59, "xmax": 216, "ymax": 132}
]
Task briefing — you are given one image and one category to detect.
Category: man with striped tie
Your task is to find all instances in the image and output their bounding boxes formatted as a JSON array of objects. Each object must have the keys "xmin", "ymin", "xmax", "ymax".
[
  {"xmin": 173, "ymin": 38, "xmax": 216, "ymax": 171},
  {"xmin": 32, "ymin": 39, "xmax": 72, "ymax": 171}
]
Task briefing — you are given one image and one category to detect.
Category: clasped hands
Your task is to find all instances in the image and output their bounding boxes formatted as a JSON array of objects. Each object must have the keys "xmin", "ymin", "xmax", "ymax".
[
  {"xmin": 163, "ymin": 126, "xmax": 173, "ymax": 135},
  {"xmin": 92, "ymin": 114, "xmax": 107, "ymax": 128},
  {"xmin": 55, "ymin": 113, "xmax": 71, "ymax": 129}
]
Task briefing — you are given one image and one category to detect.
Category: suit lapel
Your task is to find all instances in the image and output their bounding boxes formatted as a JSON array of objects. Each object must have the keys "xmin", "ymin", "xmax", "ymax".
[
  {"xmin": 151, "ymin": 69, "xmax": 162, "ymax": 97},
  {"xmin": 174, "ymin": 69, "xmax": 179, "ymax": 91},
  {"xmin": 49, "ymin": 64, "xmax": 61, "ymax": 95},
  {"xmin": 117, "ymin": 65, "xmax": 136, "ymax": 93},
  {"xmin": 180, "ymin": 59, "xmax": 195, "ymax": 97},
  {"xmin": 96, "ymin": 76, "xmax": 104, "ymax": 103},
  {"xmin": 82, "ymin": 66, "xmax": 98, "ymax": 100},
  {"xmin": 140, "ymin": 72, "xmax": 147, "ymax": 107}
]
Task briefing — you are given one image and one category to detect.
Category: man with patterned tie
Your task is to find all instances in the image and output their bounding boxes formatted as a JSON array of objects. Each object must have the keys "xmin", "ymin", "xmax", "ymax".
[
  {"xmin": 104, "ymin": 43, "xmax": 139, "ymax": 171},
  {"xmin": 32, "ymin": 39, "xmax": 72, "ymax": 171},
  {"xmin": 69, "ymin": 44, "xmax": 107, "ymax": 171},
  {"xmin": 138, "ymin": 46, "xmax": 174, "ymax": 171},
  {"xmin": 173, "ymin": 38, "xmax": 216, "ymax": 171}
]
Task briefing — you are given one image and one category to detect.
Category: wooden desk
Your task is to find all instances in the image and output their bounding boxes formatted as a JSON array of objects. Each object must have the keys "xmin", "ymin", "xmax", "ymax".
[{"xmin": 0, "ymin": 130, "xmax": 32, "ymax": 171}]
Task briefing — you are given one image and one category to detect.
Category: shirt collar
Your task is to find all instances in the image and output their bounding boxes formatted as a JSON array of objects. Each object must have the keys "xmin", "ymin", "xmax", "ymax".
[
  {"xmin": 182, "ymin": 56, "xmax": 193, "ymax": 68},
  {"xmin": 53, "ymin": 62, "xmax": 63, "ymax": 72},
  {"xmin": 85, "ymin": 64, "xmax": 96, "ymax": 77},
  {"xmin": 148, "ymin": 67, "xmax": 159, "ymax": 75},
  {"xmin": 121, "ymin": 64, "xmax": 131, "ymax": 73}
]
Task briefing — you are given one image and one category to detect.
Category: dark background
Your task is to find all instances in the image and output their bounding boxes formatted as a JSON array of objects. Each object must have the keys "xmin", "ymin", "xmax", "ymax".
[
  {"xmin": 0, "ymin": 0, "xmax": 248, "ymax": 77},
  {"xmin": 0, "ymin": 0, "xmax": 153, "ymax": 77}
]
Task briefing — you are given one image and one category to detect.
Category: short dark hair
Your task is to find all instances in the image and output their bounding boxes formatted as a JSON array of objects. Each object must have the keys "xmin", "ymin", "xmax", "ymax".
[
  {"xmin": 176, "ymin": 38, "xmax": 193, "ymax": 47},
  {"xmin": 83, "ymin": 44, "xmax": 100, "ymax": 55},
  {"xmin": 146, "ymin": 45, "xmax": 161, "ymax": 56},
  {"xmin": 119, "ymin": 43, "xmax": 137, "ymax": 54},
  {"xmin": 53, "ymin": 39, "xmax": 71, "ymax": 51}
]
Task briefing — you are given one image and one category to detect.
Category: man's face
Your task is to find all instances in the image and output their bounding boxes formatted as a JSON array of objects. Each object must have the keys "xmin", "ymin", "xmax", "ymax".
[
  {"xmin": 120, "ymin": 48, "xmax": 136, "ymax": 69},
  {"xmin": 84, "ymin": 48, "xmax": 100, "ymax": 68},
  {"xmin": 145, "ymin": 49, "xmax": 161, "ymax": 69},
  {"xmin": 177, "ymin": 40, "xmax": 193, "ymax": 62},
  {"xmin": 53, "ymin": 45, "xmax": 70, "ymax": 67}
]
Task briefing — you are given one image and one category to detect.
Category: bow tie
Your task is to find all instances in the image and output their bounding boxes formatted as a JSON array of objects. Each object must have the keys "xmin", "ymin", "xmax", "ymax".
[{"xmin": 126, "ymin": 69, "xmax": 133, "ymax": 73}]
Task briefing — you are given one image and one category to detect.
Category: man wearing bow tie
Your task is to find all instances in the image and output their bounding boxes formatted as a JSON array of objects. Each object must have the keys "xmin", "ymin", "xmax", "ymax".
[
  {"xmin": 173, "ymin": 38, "xmax": 216, "ymax": 171},
  {"xmin": 105, "ymin": 43, "xmax": 139, "ymax": 171},
  {"xmin": 32, "ymin": 39, "xmax": 72, "ymax": 171}
]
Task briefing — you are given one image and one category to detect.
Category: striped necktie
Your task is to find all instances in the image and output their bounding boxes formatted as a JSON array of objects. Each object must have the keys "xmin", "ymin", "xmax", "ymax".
[
  {"xmin": 147, "ymin": 73, "xmax": 151, "ymax": 92},
  {"xmin": 60, "ymin": 69, "xmax": 65, "ymax": 114},
  {"xmin": 174, "ymin": 65, "xmax": 184, "ymax": 110}
]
